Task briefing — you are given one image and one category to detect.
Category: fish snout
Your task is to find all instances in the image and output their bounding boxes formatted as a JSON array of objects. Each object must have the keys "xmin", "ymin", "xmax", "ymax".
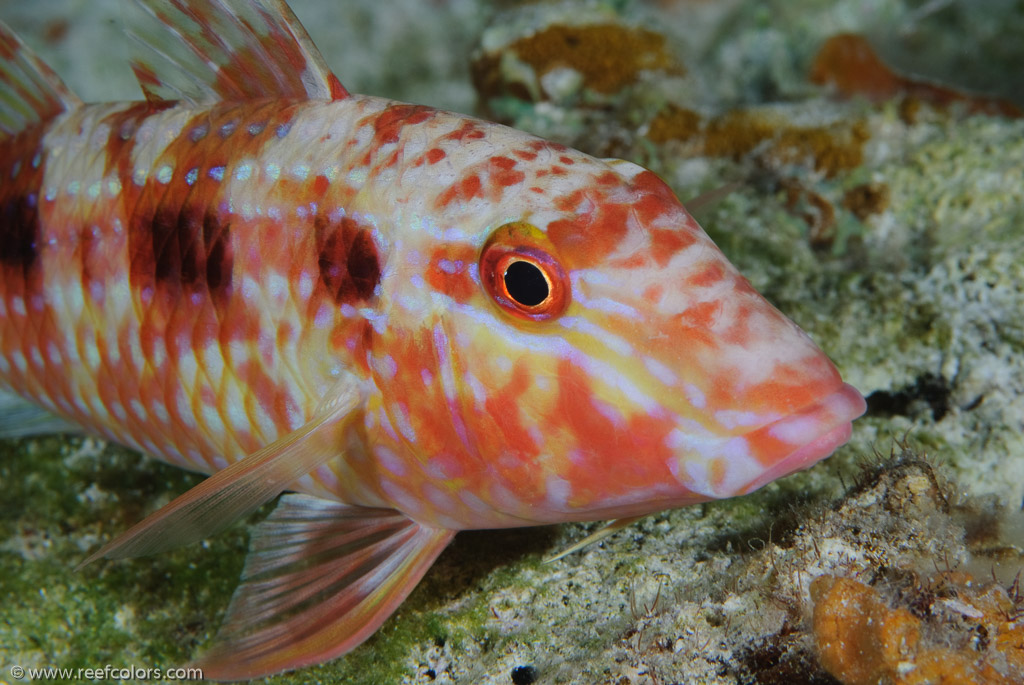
[{"xmin": 735, "ymin": 381, "xmax": 865, "ymax": 495}]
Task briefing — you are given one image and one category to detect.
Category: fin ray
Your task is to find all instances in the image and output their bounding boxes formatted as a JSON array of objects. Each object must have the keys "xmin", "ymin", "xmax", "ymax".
[
  {"xmin": 196, "ymin": 494, "xmax": 454, "ymax": 679},
  {"xmin": 544, "ymin": 515, "xmax": 645, "ymax": 563},
  {"xmin": 125, "ymin": 0, "xmax": 348, "ymax": 104},
  {"xmin": 78, "ymin": 373, "xmax": 363, "ymax": 567},
  {"xmin": 685, "ymin": 181, "xmax": 742, "ymax": 214},
  {"xmin": 0, "ymin": 20, "xmax": 80, "ymax": 136}
]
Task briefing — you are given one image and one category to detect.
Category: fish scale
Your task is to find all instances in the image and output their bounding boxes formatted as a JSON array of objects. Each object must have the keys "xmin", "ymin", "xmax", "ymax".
[{"xmin": 0, "ymin": 1, "xmax": 865, "ymax": 679}]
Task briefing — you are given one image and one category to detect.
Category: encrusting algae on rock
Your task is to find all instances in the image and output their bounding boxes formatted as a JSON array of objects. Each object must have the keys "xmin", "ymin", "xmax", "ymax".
[
  {"xmin": 812, "ymin": 574, "xmax": 1024, "ymax": 685},
  {"xmin": 646, "ymin": 106, "xmax": 871, "ymax": 179},
  {"xmin": 810, "ymin": 33, "xmax": 1022, "ymax": 120},
  {"xmin": 472, "ymin": 22, "xmax": 682, "ymax": 104}
]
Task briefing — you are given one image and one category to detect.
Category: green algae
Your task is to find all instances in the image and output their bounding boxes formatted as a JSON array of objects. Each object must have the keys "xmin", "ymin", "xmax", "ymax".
[{"xmin": 0, "ymin": 437, "xmax": 242, "ymax": 679}]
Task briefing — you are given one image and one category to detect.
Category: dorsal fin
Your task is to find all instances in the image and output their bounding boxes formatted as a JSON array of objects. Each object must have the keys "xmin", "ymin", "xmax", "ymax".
[
  {"xmin": 0, "ymin": 20, "xmax": 81, "ymax": 137},
  {"xmin": 124, "ymin": 0, "xmax": 348, "ymax": 105}
]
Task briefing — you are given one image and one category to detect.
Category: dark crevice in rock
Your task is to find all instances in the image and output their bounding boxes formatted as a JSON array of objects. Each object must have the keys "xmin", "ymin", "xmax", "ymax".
[{"xmin": 865, "ymin": 372, "xmax": 951, "ymax": 421}]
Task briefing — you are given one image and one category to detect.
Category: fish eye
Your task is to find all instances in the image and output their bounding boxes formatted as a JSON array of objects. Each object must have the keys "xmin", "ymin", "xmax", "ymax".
[
  {"xmin": 503, "ymin": 260, "xmax": 549, "ymax": 307},
  {"xmin": 480, "ymin": 222, "xmax": 569, "ymax": 321}
]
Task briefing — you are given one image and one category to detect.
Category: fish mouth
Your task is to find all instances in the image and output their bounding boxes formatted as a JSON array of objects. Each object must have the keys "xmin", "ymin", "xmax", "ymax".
[{"xmin": 739, "ymin": 382, "xmax": 866, "ymax": 494}]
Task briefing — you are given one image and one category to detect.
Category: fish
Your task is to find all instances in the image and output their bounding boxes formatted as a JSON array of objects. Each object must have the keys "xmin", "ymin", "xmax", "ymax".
[{"xmin": 0, "ymin": 0, "xmax": 866, "ymax": 679}]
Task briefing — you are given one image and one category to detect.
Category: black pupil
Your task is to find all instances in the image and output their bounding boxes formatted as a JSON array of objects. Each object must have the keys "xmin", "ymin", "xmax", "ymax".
[{"xmin": 503, "ymin": 260, "xmax": 549, "ymax": 307}]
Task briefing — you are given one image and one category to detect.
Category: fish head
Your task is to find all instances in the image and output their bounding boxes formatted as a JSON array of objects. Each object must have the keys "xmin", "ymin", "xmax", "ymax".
[{"xmin": 370, "ymin": 140, "xmax": 864, "ymax": 528}]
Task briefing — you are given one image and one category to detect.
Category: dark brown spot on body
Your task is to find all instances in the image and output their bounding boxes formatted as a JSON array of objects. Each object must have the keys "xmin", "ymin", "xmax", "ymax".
[
  {"xmin": 0, "ymin": 192, "xmax": 39, "ymax": 273},
  {"xmin": 139, "ymin": 205, "xmax": 233, "ymax": 298},
  {"xmin": 125, "ymin": 101, "xmax": 298, "ymax": 308},
  {"xmin": 314, "ymin": 214, "xmax": 381, "ymax": 305},
  {"xmin": 0, "ymin": 126, "xmax": 47, "ymax": 279}
]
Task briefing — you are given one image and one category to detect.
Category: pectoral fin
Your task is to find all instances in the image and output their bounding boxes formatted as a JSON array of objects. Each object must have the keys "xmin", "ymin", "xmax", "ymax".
[
  {"xmin": 78, "ymin": 373, "xmax": 363, "ymax": 568},
  {"xmin": 196, "ymin": 494, "xmax": 455, "ymax": 680},
  {"xmin": 0, "ymin": 390, "xmax": 81, "ymax": 438}
]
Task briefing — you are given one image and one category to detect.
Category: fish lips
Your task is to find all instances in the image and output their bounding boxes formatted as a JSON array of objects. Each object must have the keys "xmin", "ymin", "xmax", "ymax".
[
  {"xmin": 540, "ymin": 382, "xmax": 866, "ymax": 523},
  {"xmin": 738, "ymin": 381, "xmax": 866, "ymax": 495}
]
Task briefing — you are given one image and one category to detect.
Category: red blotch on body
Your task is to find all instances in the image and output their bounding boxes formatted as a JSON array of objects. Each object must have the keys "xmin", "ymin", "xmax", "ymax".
[
  {"xmin": 642, "ymin": 284, "xmax": 664, "ymax": 303},
  {"xmin": 678, "ymin": 300, "xmax": 722, "ymax": 330},
  {"xmin": 745, "ymin": 425, "xmax": 792, "ymax": 467},
  {"xmin": 742, "ymin": 362, "xmax": 838, "ymax": 416},
  {"xmin": 442, "ymin": 120, "xmax": 486, "ymax": 143},
  {"xmin": 488, "ymin": 156, "xmax": 525, "ymax": 189},
  {"xmin": 530, "ymin": 139, "xmax": 568, "ymax": 153},
  {"xmin": 610, "ymin": 253, "xmax": 648, "ymax": 269},
  {"xmin": 650, "ymin": 228, "xmax": 697, "ymax": 266},
  {"xmin": 425, "ymin": 245, "xmax": 477, "ymax": 303},
  {"xmin": 312, "ymin": 174, "xmax": 330, "ymax": 196},
  {"xmin": 483, "ymin": 362, "xmax": 537, "ymax": 458},
  {"xmin": 548, "ymin": 201, "xmax": 630, "ymax": 268},
  {"xmin": 551, "ymin": 360, "xmax": 676, "ymax": 504},
  {"xmin": 435, "ymin": 173, "xmax": 484, "ymax": 209},
  {"xmin": 363, "ymin": 104, "xmax": 434, "ymax": 161},
  {"xmin": 378, "ymin": 148, "xmax": 401, "ymax": 170},
  {"xmin": 685, "ymin": 262, "xmax": 725, "ymax": 288},
  {"xmin": 631, "ymin": 170, "xmax": 677, "ymax": 198},
  {"xmin": 369, "ymin": 331, "xmax": 481, "ymax": 484},
  {"xmin": 633, "ymin": 189, "xmax": 679, "ymax": 226},
  {"xmin": 553, "ymin": 188, "xmax": 588, "ymax": 213},
  {"xmin": 412, "ymin": 147, "xmax": 447, "ymax": 168}
]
